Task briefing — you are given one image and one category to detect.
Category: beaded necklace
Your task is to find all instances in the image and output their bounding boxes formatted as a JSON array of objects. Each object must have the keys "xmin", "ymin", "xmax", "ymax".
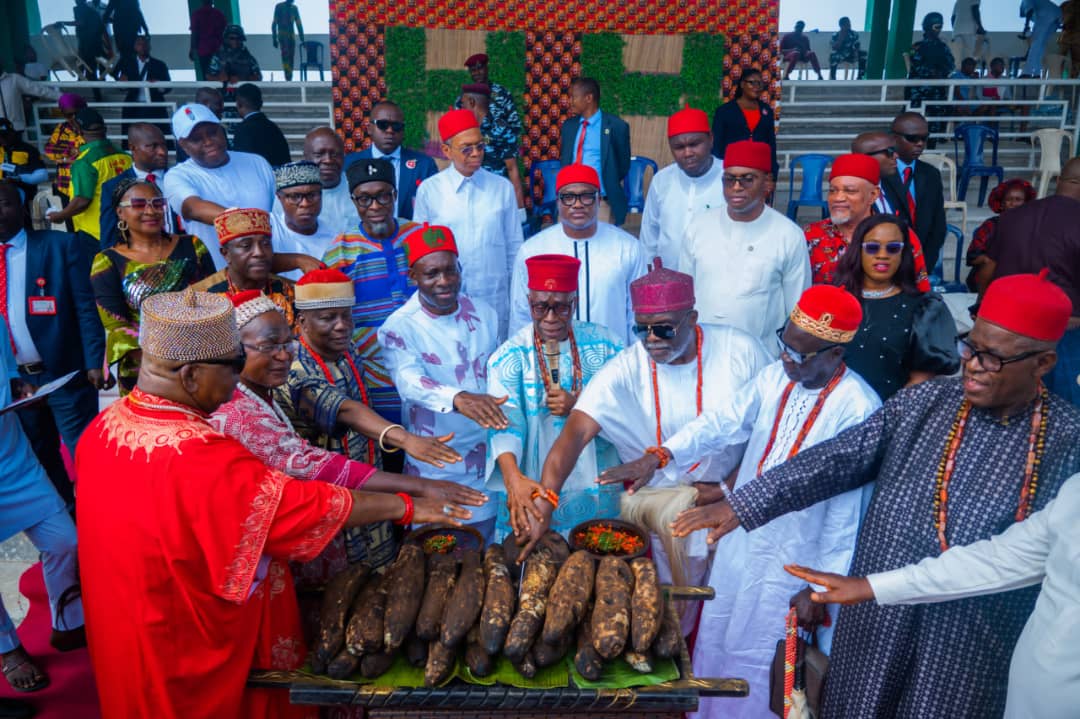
[
  {"xmin": 298, "ymin": 336, "xmax": 376, "ymax": 465},
  {"xmin": 532, "ymin": 328, "xmax": 583, "ymax": 396},
  {"xmin": 756, "ymin": 364, "xmax": 846, "ymax": 477},
  {"xmin": 649, "ymin": 325, "xmax": 704, "ymax": 471},
  {"xmin": 933, "ymin": 385, "xmax": 1049, "ymax": 552}
]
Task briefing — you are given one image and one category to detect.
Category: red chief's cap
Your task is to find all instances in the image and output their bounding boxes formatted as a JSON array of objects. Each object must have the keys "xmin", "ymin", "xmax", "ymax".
[
  {"xmin": 438, "ymin": 109, "xmax": 479, "ymax": 143},
  {"xmin": 789, "ymin": 285, "xmax": 863, "ymax": 343},
  {"xmin": 403, "ymin": 223, "xmax": 458, "ymax": 266},
  {"xmin": 831, "ymin": 153, "xmax": 881, "ymax": 185},
  {"xmin": 667, "ymin": 106, "xmax": 710, "ymax": 137},
  {"xmin": 724, "ymin": 140, "xmax": 771, "ymax": 173},
  {"xmin": 978, "ymin": 268, "xmax": 1073, "ymax": 342},
  {"xmin": 526, "ymin": 254, "xmax": 581, "ymax": 293}
]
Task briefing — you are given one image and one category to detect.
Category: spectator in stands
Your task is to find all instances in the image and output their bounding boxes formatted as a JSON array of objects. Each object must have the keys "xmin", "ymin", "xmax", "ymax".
[
  {"xmin": 232, "ymin": 83, "xmax": 291, "ymax": 167},
  {"xmin": 1020, "ymin": 0, "xmax": 1063, "ymax": 77},
  {"xmin": 44, "ymin": 94, "xmax": 86, "ymax": 206},
  {"xmin": 906, "ymin": 12, "xmax": 955, "ymax": 127},
  {"xmin": 269, "ymin": 161, "xmax": 337, "ymax": 275},
  {"xmin": 19, "ymin": 47, "xmax": 48, "ymax": 81},
  {"xmin": 73, "ymin": 0, "xmax": 109, "ymax": 81},
  {"xmin": 343, "ymin": 100, "xmax": 437, "ymax": 221},
  {"xmin": 978, "ymin": 57, "xmax": 1014, "ymax": 115},
  {"xmin": 99, "ymin": 123, "xmax": 174, "ymax": 249},
  {"xmin": 711, "ymin": 68, "xmax": 778, "ymax": 180},
  {"xmin": 829, "ymin": 17, "xmax": 862, "ymax": 80},
  {"xmin": 189, "ymin": 0, "xmax": 226, "ymax": 81},
  {"xmin": 965, "ymin": 178, "xmax": 1035, "ymax": 292},
  {"xmin": 950, "ymin": 0, "xmax": 986, "ymax": 67},
  {"xmin": 460, "ymin": 83, "xmax": 525, "ymax": 208},
  {"xmin": 0, "ymin": 67, "xmax": 60, "ymax": 132},
  {"xmin": 175, "ymin": 87, "xmax": 226, "ymax": 165},
  {"xmin": 208, "ymin": 25, "xmax": 261, "ymax": 83},
  {"xmin": 0, "ymin": 119, "xmax": 49, "ymax": 214},
  {"xmin": 559, "ymin": 77, "xmax": 632, "ymax": 226},
  {"xmin": 836, "ymin": 214, "xmax": 959, "ymax": 400},
  {"xmin": 884, "ymin": 111, "xmax": 948, "ymax": 271},
  {"xmin": 45, "ymin": 108, "xmax": 132, "ymax": 242},
  {"xmin": 455, "ymin": 53, "xmax": 522, "ymax": 145},
  {"xmin": 300, "ymin": 127, "xmax": 359, "ymax": 235},
  {"xmin": 102, "ymin": 0, "xmax": 148, "ymax": 61},
  {"xmin": 851, "ymin": 130, "xmax": 900, "ymax": 214},
  {"xmin": 781, "ymin": 21, "xmax": 823, "ymax": 80},
  {"xmin": 112, "ymin": 35, "xmax": 171, "ymax": 144},
  {"xmin": 949, "ymin": 57, "xmax": 979, "ymax": 104},
  {"xmin": 271, "ymin": 0, "xmax": 305, "ymax": 82}
]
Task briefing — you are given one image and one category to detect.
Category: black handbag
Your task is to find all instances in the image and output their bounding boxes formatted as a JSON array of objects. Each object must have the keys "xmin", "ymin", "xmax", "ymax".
[{"xmin": 769, "ymin": 628, "xmax": 828, "ymax": 718}]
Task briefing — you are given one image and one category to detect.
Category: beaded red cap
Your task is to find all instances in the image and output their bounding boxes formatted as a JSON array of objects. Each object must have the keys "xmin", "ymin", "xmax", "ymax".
[
  {"xmin": 403, "ymin": 223, "xmax": 458, "ymax": 266},
  {"xmin": 790, "ymin": 285, "xmax": 863, "ymax": 343},
  {"xmin": 979, "ymin": 268, "xmax": 1073, "ymax": 341},
  {"xmin": 630, "ymin": 258, "xmax": 695, "ymax": 314}
]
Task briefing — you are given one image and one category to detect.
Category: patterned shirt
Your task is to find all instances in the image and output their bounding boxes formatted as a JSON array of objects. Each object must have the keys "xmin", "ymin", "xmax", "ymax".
[
  {"xmin": 43, "ymin": 120, "xmax": 85, "ymax": 196},
  {"xmin": 208, "ymin": 45, "xmax": 261, "ymax": 80},
  {"xmin": 804, "ymin": 218, "xmax": 931, "ymax": 291},
  {"xmin": 455, "ymin": 82, "xmax": 522, "ymax": 139},
  {"xmin": 70, "ymin": 139, "xmax": 133, "ymax": 240},
  {"xmin": 322, "ymin": 219, "xmax": 420, "ymax": 424},
  {"xmin": 479, "ymin": 111, "xmax": 519, "ymax": 177},
  {"xmin": 192, "ymin": 270, "xmax": 297, "ymax": 332}
]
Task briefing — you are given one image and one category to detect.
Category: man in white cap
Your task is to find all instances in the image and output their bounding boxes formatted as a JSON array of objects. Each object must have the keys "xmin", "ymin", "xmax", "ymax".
[{"xmin": 163, "ymin": 103, "xmax": 276, "ymax": 271}]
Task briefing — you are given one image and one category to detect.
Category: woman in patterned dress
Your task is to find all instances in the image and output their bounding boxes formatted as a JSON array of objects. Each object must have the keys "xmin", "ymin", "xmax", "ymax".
[{"xmin": 90, "ymin": 178, "xmax": 216, "ymax": 394}]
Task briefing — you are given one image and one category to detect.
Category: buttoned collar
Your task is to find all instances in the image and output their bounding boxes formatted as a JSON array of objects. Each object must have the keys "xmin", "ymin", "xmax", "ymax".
[
  {"xmin": 0, "ymin": 228, "xmax": 27, "ymax": 250},
  {"xmin": 372, "ymin": 145, "xmax": 401, "ymax": 161}
]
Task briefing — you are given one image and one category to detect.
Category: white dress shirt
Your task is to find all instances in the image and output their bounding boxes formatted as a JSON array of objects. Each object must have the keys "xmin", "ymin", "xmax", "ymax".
[
  {"xmin": 268, "ymin": 213, "xmax": 338, "ymax": 281},
  {"xmin": 2, "ymin": 229, "xmax": 43, "ymax": 365},
  {"xmin": 413, "ymin": 165, "xmax": 523, "ymax": 340},
  {"xmin": 371, "ymin": 145, "xmax": 401, "ymax": 191},
  {"xmin": 639, "ymin": 157, "xmax": 725, "ymax": 271},
  {"xmin": 317, "ymin": 173, "xmax": 361, "ymax": 236}
]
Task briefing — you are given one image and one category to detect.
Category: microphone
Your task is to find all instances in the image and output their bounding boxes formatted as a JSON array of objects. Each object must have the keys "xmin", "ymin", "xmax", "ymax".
[{"xmin": 543, "ymin": 339, "xmax": 560, "ymax": 385}]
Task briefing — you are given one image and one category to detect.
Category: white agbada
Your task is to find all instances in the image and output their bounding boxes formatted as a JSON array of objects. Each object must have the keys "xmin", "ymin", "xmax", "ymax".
[
  {"xmin": 867, "ymin": 473, "xmax": 1080, "ymax": 719},
  {"xmin": 268, "ymin": 212, "xmax": 339, "ymax": 281},
  {"xmin": 509, "ymin": 222, "xmax": 647, "ymax": 346},
  {"xmin": 681, "ymin": 205, "xmax": 810, "ymax": 355},
  {"xmin": 271, "ymin": 172, "xmax": 360, "ymax": 238},
  {"xmin": 163, "ymin": 151, "xmax": 276, "ymax": 271},
  {"xmin": 639, "ymin": 157, "xmax": 725, "ymax": 271},
  {"xmin": 574, "ymin": 323, "xmax": 770, "ymax": 587},
  {"xmin": 413, "ymin": 166, "xmax": 524, "ymax": 340},
  {"xmin": 664, "ymin": 362, "xmax": 880, "ymax": 719},
  {"xmin": 378, "ymin": 292, "xmax": 499, "ymax": 523}
]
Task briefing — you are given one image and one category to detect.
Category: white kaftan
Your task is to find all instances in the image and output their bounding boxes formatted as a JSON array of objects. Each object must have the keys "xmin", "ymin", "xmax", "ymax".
[
  {"xmin": 508, "ymin": 222, "xmax": 647, "ymax": 346},
  {"xmin": 639, "ymin": 158, "xmax": 725, "ymax": 272},
  {"xmin": 681, "ymin": 205, "xmax": 810, "ymax": 355},
  {"xmin": 268, "ymin": 213, "xmax": 339, "ymax": 281},
  {"xmin": 664, "ymin": 362, "xmax": 880, "ymax": 719}
]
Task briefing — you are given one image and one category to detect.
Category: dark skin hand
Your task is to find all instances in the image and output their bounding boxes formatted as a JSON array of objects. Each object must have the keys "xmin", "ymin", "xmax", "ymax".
[
  {"xmin": 545, "ymin": 383, "xmax": 576, "ymax": 417},
  {"xmin": 596, "ymin": 451, "xmax": 661, "ymax": 494},
  {"xmin": 789, "ymin": 586, "xmax": 831, "ymax": 631},
  {"xmin": 670, "ymin": 498, "xmax": 741, "ymax": 545},
  {"xmin": 87, "ymin": 368, "xmax": 115, "ymax": 391},
  {"xmin": 453, "ymin": 391, "xmax": 510, "ymax": 430},
  {"xmin": 497, "ymin": 451, "xmax": 545, "ymax": 538},
  {"xmin": 784, "ymin": 564, "xmax": 876, "ymax": 605}
]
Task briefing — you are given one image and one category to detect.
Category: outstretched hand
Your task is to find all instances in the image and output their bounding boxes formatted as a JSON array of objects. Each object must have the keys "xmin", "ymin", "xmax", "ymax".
[
  {"xmin": 402, "ymin": 432, "xmax": 461, "ymax": 468},
  {"xmin": 454, "ymin": 392, "xmax": 510, "ymax": 430},
  {"xmin": 514, "ymin": 498, "xmax": 553, "ymax": 563},
  {"xmin": 504, "ymin": 469, "xmax": 545, "ymax": 538},
  {"xmin": 411, "ymin": 495, "xmax": 472, "ymax": 526},
  {"xmin": 596, "ymin": 453, "xmax": 660, "ymax": 494},
  {"xmin": 670, "ymin": 500, "xmax": 739, "ymax": 544},
  {"xmin": 783, "ymin": 565, "xmax": 875, "ymax": 605},
  {"xmin": 415, "ymin": 478, "xmax": 486, "ymax": 507}
]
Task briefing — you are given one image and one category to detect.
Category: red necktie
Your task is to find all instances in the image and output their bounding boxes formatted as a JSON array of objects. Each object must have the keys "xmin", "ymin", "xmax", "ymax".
[
  {"xmin": 574, "ymin": 118, "xmax": 588, "ymax": 163},
  {"xmin": 903, "ymin": 167, "xmax": 917, "ymax": 226},
  {"xmin": 0, "ymin": 243, "xmax": 14, "ymax": 354}
]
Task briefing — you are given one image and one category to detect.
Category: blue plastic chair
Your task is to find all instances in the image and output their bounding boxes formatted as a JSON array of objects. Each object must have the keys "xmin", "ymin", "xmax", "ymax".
[
  {"xmin": 952, "ymin": 124, "xmax": 1004, "ymax": 207},
  {"xmin": 527, "ymin": 159, "xmax": 562, "ymax": 223},
  {"xmin": 930, "ymin": 223, "xmax": 967, "ymax": 294},
  {"xmin": 785, "ymin": 154, "xmax": 831, "ymax": 221},
  {"xmin": 625, "ymin": 156, "xmax": 658, "ymax": 213},
  {"xmin": 299, "ymin": 41, "xmax": 324, "ymax": 81}
]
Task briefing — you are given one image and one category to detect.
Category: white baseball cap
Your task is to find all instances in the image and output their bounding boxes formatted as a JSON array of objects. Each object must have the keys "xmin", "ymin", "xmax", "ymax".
[{"xmin": 171, "ymin": 103, "xmax": 221, "ymax": 141}]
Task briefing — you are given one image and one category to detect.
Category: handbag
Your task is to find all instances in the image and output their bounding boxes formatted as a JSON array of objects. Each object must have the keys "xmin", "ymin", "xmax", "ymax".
[{"xmin": 769, "ymin": 610, "xmax": 828, "ymax": 718}]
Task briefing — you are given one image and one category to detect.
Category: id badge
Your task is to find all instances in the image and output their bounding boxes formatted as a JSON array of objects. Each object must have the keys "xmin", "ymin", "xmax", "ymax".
[{"xmin": 28, "ymin": 296, "xmax": 57, "ymax": 315}]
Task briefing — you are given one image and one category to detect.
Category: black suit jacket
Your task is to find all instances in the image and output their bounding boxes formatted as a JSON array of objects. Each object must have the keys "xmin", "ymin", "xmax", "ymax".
[
  {"xmin": 711, "ymin": 99, "xmax": 779, "ymax": 179},
  {"xmin": 113, "ymin": 55, "xmax": 171, "ymax": 103},
  {"xmin": 343, "ymin": 146, "xmax": 438, "ymax": 220},
  {"xmin": 882, "ymin": 161, "xmax": 947, "ymax": 271},
  {"xmin": 232, "ymin": 112, "xmax": 292, "ymax": 167},
  {"xmin": 559, "ymin": 111, "xmax": 631, "ymax": 226}
]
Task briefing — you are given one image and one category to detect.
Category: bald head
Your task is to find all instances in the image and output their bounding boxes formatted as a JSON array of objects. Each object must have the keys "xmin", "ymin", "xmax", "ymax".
[
  {"xmin": 852, "ymin": 131, "xmax": 897, "ymax": 177},
  {"xmin": 128, "ymin": 122, "xmax": 168, "ymax": 172},
  {"xmin": 1058, "ymin": 157, "xmax": 1080, "ymax": 202},
  {"xmin": 304, "ymin": 126, "xmax": 345, "ymax": 188}
]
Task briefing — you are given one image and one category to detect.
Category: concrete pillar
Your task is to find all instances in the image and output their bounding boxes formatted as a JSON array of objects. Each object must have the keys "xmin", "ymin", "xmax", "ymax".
[
  {"xmin": 883, "ymin": 0, "xmax": 917, "ymax": 79},
  {"xmin": 865, "ymin": 0, "xmax": 893, "ymax": 80}
]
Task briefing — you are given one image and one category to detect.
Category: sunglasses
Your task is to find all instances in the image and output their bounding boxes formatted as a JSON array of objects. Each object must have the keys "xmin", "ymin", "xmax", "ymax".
[
  {"xmin": 722, "ymin": 173, "xmax": 762, "ymax": 188},
  {"xmin": 373, "ymin": 119, "xmax": 405, "ymax": 133},
  {"xmin": 894, "ymin": 132, "xmax": 929, "ymax": 144},
  {"xmin": 530, "ymin": 301, "xmax": 574, "ymax": 318},
  {"xmin": 558, "ymin": 191, "xmax": 598, "ymax": 207},
  {"xmin": 632, "ymin": 315, "xmax": 687, "ymax": 340},
  {"xmin": 118, "ymin": 197, "xmax": 167, "ymax": 211},
  {"xmin": 862, "ymin": 241, "xmax": 905, "ymax": 255},
  {"xmin": 351, "ymin": 190, "xmax": 395, "ymax": 208},
  {"xmin": 867, "ymin": 146, "xmax": 896, "ymax": 158},
  {"xmin": 775, "ymin": 327, "xmax": 839, "ymax": 365}
]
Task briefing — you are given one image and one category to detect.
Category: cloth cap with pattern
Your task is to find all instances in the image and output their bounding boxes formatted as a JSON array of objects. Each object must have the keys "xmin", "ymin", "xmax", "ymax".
[
  {"xmin": 630, "ymin": 258, "xmax": 695, "ymax": 314},
  {"xmin": 294, "ymin": 269, "xmax": 355, "ymax": 310},
  {"xmin": 556, "ymin": 163, "xmax": 600, "ymax": 191},
  {"xmin": 214, "ymin": 207, "xmax": 271, "ymax": 246},
  {"xmin": 464, "ymin": 53, "xmax": 488, "ymax": 67},
  {"xmin": 831, "ymin": 153, "xmax": 880, "ymax": 185},
  {"xmin": 230, "ymin": 289, "xmax": 282, "ymax": 329},
  {"xmin": 526, "ymin": 254, "xmax": 581, "ymax": 293},
  {"xmin": 789, "ymin": 285, "xmax": 863, "ymax": 344},
  {"xmin": 724, "ymin": 140, "xmax": 771, "ymax": 173},
  {"xmin": 667, "ymin": 106, "xmax": 710, "ymax": 138},
  {"xmin": 171, "ymin": 102, "xmax": 220, "ymax": 140},
  {"xmin": 403, "ymin": 223, "xmax": 458, "ymax": 266},
  {"xmin": 978, "ymin": 268, "xmax": 1073, "ymax": 342},
  {"xmin": 346, "ymin": 158, "xmax": 395, "ymax": 191},
  {"xmin": 274, "ymin": 161, "xmax": 322, "ymax": 191},
  {"xmin": 139, "ymin": 288, "xmax": 239, "ymax": 361},
  {"xmin": 438, "ymin": 109, "xmax": 480, "ymax": 143}
]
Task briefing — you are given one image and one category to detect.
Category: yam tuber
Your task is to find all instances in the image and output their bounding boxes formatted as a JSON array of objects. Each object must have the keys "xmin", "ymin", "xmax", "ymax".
[
  {"xmin": 479, "ymin": 544, "xmax": 514, "ymax": 655},
  {"xmin": 424, "ymin": 638, "xmax": 456, "ymax": 687},
  {"xmin": 345, "ymin": 572, "xmax": 387, "ymax": 656},
  {"xmin": 542, "ymin": 550, "xmax": 595, "ymax": 646},
  {"xmin": 630, "ymin": 557, "xmax": 661, "ymax": 653},
  {"xmin": 590, "ymin": 556, "xmax": 633, "ymax": 659},
  {"xmin": 624, "ymin": 649, "xmax": 653, "ymax": 674},
  {"xmin": 573, "ymin": 612, "xmax": 603, "ymax": 681},
  {"xmin": 359, "ymin": 651, "xmax": 395, "ymax": 679},
  {"xmin": 382, "ymin": 544, "xmax": 426, "ymax": 651},
  {"xmin": 440, "ymin": 548, "xmax": 485, "ymax": 648},
  {"xmin": 502, "ymin": 554, "xmax": 558, "ymax": 663},
  {"xmin": 464, "ymin": 625, "xmax": 493, "ymax": 677},
  {"xmin": 326, "ymin": 648, "xmax": 359, "ymax": 679},
  {"xmin": 651, "ymin": 594, "xmax": 681, "ymax": 659},
  {"xmin": 312, "ymin": 563, "xmax": 369, "ymax": 673},
  {"xmin": 415, "ymin": 553, "xmax": 457, "ymax": 641}
]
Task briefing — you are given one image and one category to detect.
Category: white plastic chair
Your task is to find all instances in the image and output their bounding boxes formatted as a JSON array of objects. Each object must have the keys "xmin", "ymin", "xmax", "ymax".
[
  {"xmin": 1032, "ymin": 129, "xmax": 1073, "ymax": 198},
  {"xmin": 920, "ymin": 153, "xmax": 968, "ymax": 238},
  {"xmin": 40, "ymin": 23, "xmax": 93, "ymax": 80}
]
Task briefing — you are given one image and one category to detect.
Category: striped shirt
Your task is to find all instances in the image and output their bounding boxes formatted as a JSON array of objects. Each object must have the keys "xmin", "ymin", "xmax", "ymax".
[
  {"xmin": 43, "ymin": 121, "xmax": 84, "ymax": 196},
  {"xmin": 322, "ymin": 218, "xmax": 420, "ymax": 424}
]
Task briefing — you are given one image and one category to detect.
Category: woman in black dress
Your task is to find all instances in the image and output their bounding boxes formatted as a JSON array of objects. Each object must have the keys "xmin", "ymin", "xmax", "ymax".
[
  {"xmin": 835, "ymin": 214, "xmax": 959, "ymax": 400},
  {"xmin": 711, "ymin": 67, "xmax": 778, "ymax": 179}
]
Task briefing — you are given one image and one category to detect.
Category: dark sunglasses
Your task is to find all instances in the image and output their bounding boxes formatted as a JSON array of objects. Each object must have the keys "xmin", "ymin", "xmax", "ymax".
[
  {"xmin": 530, "ymin": 301, "xmax": 574, "ymax": 318},
  {"xmin": 722, "ymin": 173, "xmax": 762, "ymax": 188},
  {"xmin": 866, "ymin": 146, "xmax": 896, "ymax": 158},
  {"xmin": 373, "ymin": 119, "xmax": 405, "ymax": 133},
  {"xmin": 894, "ymin": 132, "xmax": 929, "ymax": 144},
  {"xmin": 558, "ymin": 191, "xmax": 598, "ymax": 207},
  {"xmin": 862, "ymin": 241, "xmax": 905, "ymax": 255},
  {"xmin": 632, "ymin": 316, "xmax": 687, "ymax": 340},
  {"xmin": 775, "ymin": 327, "xmax": 839, "ymax": 364}
]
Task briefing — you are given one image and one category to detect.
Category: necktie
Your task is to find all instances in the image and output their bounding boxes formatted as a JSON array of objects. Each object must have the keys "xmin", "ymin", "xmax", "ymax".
[
  {"xmin": 145, "ymin": 173, "xmax": 156, "ymax": 184},
  {"xmin": 574, "ymin": 119, "xmax": 588, "ymax": 164},
  {"xmin": 0, "ymin": 243, "xmax": 13, "ymax": 354},
  {"xmin": 903, "ymin": 166, "xmax": 917, "ymax": 225}
]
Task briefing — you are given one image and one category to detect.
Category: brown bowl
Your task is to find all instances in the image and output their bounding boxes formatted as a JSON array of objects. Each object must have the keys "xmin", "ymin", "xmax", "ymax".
[
  {"xmin": 405, "ymin": 523, "xmax": 484, "ymax": 559},
  {"xmin": 568, "ymin": 519, "xmax": 651, "ymax": 561}
]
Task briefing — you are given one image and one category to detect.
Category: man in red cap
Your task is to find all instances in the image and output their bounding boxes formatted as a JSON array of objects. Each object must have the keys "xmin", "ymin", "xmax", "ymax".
[
  {"xmin": 670, "ymin": 270, "xmax": 1080, "ymax": 718},
  {"xmin": 509, "ymin": 163, "xmax": 646, "ymax": 345},
  {"xmin": 520, "ymin": 259, "xmax": 770, "ymax": 628},
  {"xmin": 379, "ymin": 224, "xmax": 509, "ymax": 541},
  {"xmin": 487, "ymin": 253, "xmax": 624, "ymax": 542},
  {"xmin": 414, "ymin": 109, "xmax": 523, "ymax": 340},
  {"xmin": 804, "ymin": 152, "xmax": 930, "ymax": 290},
  {"xmin": 459, "ymin": 82, "xmax": 525, "ymax": 207},
  {"xmin": 683, "ymin": 139, "xmax": 810, "ymax": 354},
  {"xmin": 640, "ymin": 106, "xmax": 726, "ymax": 270},
  {"xmin": 455, "ymin": 52, "xmax": 522, "ymax": 149},
  {"xmin": 605, "ymin": 284, "xmax": 880, "ymax": 719}
]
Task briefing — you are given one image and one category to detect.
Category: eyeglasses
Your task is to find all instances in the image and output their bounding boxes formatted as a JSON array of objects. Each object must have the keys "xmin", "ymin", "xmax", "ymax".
[
  {"xmin": 118, "ymin": 197, "xmax": 167, "ymax": 211},
  {"xmin": 722, "ymin": 173, "xmax": 762, "ymax": 188},
  {"xmin": 894, "ymin": 132, "xmax": 929, "ymax": 144},
  {"xmin": 373, "ymin": 119, "xmax": 405, "ymax": 133},
  {"xmin": 775, "ymin": 327, "xmax": 839, "ymax": 364},
  {"xmin": 243, "ymin": 340, "xmax": 298, "ymax": 356},
  {"xmin": 530, "ymin": 301, "xmax": 574, "ymax": 319},
  {"xmin": 862, "ymin": 241, "xmax": 905, "ymax": 255},
  {"xmin": 184, "ymin": 353, "xmax": 247, "ymax": 374},
  {"xmin": 632, "ymin": 315, "xmax": 687, "ymax": 340},
  {"xmin": 279, "ymin": 190, "xmax": 320, "ymax": 205},
  {"xmin": 957, "ymin": 336, "xmax": 1044, "ymax": 373},
  {"xmin": 452, "ymin": 143, "xmax": 484, "ymax": 157},
  {"xmin": 866, "ymin": 146, "xmax": 896, "ymax": 158},
  {"xmin": 558, "ymin": 191, "xmax": 598, "ymax": 207},
  {"xmin": 351, "ymin": 190, "xmax": 395, "ymax": 208}
]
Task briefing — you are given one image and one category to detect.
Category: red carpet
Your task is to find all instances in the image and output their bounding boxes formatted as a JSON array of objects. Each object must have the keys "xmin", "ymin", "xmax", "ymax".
[{"xmin": 0, "ymin": 563, "xmax": 99, "ymax": 718}]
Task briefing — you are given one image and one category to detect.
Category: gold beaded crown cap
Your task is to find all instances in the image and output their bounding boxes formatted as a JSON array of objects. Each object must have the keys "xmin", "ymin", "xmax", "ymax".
[
  {"xmin": 139, "ymin": 288, "xmax": 240, "ymax": 361},
  {"xmin": 213, "ymin": 207, "xmax": 271, "ymax": 246}
]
